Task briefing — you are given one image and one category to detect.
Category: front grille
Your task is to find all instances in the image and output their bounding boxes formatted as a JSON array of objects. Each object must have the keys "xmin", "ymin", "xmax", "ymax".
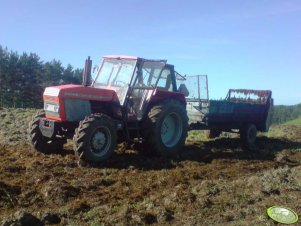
[{"xmin": 64, "ymin": 99, "xmax": 91, "ymax": 121}]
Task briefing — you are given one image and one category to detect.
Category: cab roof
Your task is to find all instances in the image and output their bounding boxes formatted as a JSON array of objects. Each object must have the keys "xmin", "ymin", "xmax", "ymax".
[
  {"xmin": 103, "ymin": 55, "xmax": 138, "ymax": 60},
  {"xmin": 103, "ymin": 55, "xmax": 166, "ymax": 62}
]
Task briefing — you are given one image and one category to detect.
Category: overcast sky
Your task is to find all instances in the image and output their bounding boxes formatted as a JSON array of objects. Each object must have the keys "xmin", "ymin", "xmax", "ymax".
[{"xmin": 1, "ymin": 0, "xmax": 300, "ymax": 105}]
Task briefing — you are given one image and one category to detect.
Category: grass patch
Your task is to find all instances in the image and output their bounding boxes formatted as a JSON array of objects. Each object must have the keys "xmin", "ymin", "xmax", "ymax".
[
  {"xmin": 187, "ymin": 130, "xmax": 208, "ymax": 143},
  {"xmin": 285, "ymin": 116, "xmax": 301, "ymax": 127}
]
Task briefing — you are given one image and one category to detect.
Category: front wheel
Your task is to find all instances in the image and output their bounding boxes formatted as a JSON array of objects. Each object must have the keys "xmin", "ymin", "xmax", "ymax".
[
  {"xmin": 28, "ymin": 110, "xmax": 64, "ymax": 154},
  {"xmin": 73, "ymin": 114, "xmax": 117, "ymax": 164},
  {"xmin": 240, "ymin": 124, "xmax": 257, "ymax": 149},
  {"xmin": 144, "ymin": 100, "xmax": 188, "ymax": 156}
]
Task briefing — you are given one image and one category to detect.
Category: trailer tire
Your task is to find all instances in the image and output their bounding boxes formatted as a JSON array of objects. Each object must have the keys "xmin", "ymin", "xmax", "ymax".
[
  {"xmin": 73, "ymin": 114, "xmax": 116, "ymax": 164},
  {"xmin": 28, "ymin": 110, "xmax": 63, "ymax": 154},
  {"xmin": 144, "ymin": 100, "xmax": 188, "ymax": 156},
  {"xmin": 207, "ymin": 129, "xmax": 221, "ymax": 139},
  {"xmin": 240, "ymin": 124, "xmax": 257, "ymax": 149}
]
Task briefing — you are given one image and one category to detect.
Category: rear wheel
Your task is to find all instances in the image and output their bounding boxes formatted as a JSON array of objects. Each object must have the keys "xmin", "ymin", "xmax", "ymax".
[
  {"xmin": 73, "ymin": 114, "xmax": 117, "ymax": 164},
  {"xmin": 144, "ymin": 100, "xmax": 188, "ymax": 156},
  {"xmin": 28, "ymin": 110, "xmax": 63, "ymax": 154},
  {"xmin": 240, "ymin": 124, "xmax": 257, "ymax": 149}
]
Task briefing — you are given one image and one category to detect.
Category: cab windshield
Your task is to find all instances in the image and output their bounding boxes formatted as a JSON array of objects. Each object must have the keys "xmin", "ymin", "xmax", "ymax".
[
  {"xmin": 93, "ymin": 58, "xmax": 136, "ymax": 104},
  {"xmin": 93, "ymin": 58, "xmax": 136, "ymax": 88}
]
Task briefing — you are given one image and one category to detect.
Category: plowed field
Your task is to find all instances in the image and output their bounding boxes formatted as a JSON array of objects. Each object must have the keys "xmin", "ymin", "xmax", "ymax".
[{"xmin": 0, "ymin": 108, "xmax": 300, "ymax": 225}]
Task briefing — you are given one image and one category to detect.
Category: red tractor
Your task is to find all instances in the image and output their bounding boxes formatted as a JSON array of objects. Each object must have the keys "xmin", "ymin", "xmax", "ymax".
[{"xmin": 28, "ymin": 56, "xmax": 189, "ymax": 164}]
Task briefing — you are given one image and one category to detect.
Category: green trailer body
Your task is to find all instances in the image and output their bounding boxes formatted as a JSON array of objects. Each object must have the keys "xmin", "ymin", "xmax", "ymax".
[
  {"xmin": 185, "ymin": 85, "xmax": 273, "ymax": 148},
  {"xmin": 207, "ymin": 89, "xmax": 273, "ymax": 132}
]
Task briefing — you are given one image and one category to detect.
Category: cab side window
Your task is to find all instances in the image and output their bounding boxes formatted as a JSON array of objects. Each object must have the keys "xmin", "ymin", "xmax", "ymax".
[{"xmin": 157, "ymin": 68, "xmax": 172, "ymax": 91}]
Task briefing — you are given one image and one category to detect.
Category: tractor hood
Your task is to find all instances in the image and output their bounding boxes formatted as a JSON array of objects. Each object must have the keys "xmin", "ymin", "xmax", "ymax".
[
  {"xmin": 43, "ymin": 84, "xmax": 119, "ymax": 103},
  {"xmin": 43, "ymin": 85, "xmax": 120, "ymax": 121}
]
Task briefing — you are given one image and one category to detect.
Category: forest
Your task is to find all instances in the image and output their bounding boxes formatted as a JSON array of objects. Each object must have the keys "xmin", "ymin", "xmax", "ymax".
[
  {"xmin": 0, "ymin": 45, "xmax": 82, "ymax": 108},
  {"xmin": 0, "ymin": 45, "xmax": 300, "ymax": 124},
  {"xmin": 272, "ymin": 103, "xmax": 301, "ymax": 124}
]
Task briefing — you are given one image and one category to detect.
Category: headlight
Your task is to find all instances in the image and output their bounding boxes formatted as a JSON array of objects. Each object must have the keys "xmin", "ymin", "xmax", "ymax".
[{"xmin": 44, "ymin": 103, "xmax": 59, "ymax": 113}]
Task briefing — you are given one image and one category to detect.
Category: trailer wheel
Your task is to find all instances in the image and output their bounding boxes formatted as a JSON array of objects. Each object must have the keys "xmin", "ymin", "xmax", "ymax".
[
  {"xmin": 73, "ymin": 114, "xmax": 116, "ymax": 164},
  {"xmin": 144, "ymin": 100, "xmax": 188, "ymax": 156},
  {"xmin": 28, "ymin": 110, "xmax": 63, "ymax": 154},
  {"xmin": 240, "ymin": 124, "xmax": 257, "ymax": 149},
  {"xmin": 207, "ymin": 129, "xmax": 221, "ymax": 139}
]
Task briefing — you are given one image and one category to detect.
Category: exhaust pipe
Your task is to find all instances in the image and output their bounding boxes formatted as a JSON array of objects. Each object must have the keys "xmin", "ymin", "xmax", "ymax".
[{"xmin": 82, "ymin": 56, "xmax": 92, "ymax": 86}]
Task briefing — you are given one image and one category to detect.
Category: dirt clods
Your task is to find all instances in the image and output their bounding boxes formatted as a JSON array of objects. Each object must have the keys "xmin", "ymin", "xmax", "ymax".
[{"xmin": 0, "ymin": 108, "xmax": 301, "ymax": 225}]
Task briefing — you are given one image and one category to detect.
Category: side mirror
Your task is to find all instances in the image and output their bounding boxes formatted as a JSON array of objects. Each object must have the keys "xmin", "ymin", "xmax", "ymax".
[{"xmin": 93, "ymin": 65, "xmax": 98, "ymax": 73}]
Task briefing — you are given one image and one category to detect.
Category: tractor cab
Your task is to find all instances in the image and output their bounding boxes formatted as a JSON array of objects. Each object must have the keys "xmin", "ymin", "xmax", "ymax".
[{"xmin": 92, "ymin": 56, "xmax": 180, "ymax": 120}]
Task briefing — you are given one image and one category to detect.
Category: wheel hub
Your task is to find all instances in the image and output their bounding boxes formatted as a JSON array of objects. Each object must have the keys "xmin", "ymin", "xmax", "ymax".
[
  {"xmin": 92, "ymin": 131, "xmax": 106, "ymax": 151},
  {"xmin": 160, "ymin": 113, "xmax": 183, "ymax": 148},
  {"xmin": 161, "ymin": 122, "xmax": 169, "ymax": 135}
]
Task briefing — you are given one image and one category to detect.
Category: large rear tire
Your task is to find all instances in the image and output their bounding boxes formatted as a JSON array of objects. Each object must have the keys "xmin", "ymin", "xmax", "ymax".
[
  {"xmin": 240, "ymin": 124, "xmax": 257, "ymax": 149},
  {"xmin": 143, "ymin": 100, "xmax": 188, "ymax": 156},
  {"xmin": 73, "ymin": 114, "xmax": 117, "ymax": 164},
  {"xmin": 28, "ymin": 110, "xmax": 63, "ymax": 154}
]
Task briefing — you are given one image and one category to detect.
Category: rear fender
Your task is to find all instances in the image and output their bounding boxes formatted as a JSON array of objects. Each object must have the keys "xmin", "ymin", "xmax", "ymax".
[{"xmin": 149, "ymin": 89, "xmax": 186, "ymax": 106}]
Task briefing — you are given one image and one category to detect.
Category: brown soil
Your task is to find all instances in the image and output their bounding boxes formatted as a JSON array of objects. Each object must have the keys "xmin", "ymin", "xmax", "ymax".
[{"xmin": 0, "ymin": 108, "xmax": 301, "ymax": 225}]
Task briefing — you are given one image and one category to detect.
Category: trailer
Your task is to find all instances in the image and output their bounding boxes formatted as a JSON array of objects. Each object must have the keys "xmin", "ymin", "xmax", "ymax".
[{"xmin": 183, "ymin": 75, "xmax": 273, "ymax": 148}]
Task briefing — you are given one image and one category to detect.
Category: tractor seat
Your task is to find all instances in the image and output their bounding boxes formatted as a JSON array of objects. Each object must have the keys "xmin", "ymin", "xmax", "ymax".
[{"xmin": 178, "ymin": 84, "xmax": 189, "ymax": 97}]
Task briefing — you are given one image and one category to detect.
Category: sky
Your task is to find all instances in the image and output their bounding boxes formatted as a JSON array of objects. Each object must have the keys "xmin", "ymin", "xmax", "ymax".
[{"xmin": 1, "ymin": 0, "xmax": 301, "ymax": 105}]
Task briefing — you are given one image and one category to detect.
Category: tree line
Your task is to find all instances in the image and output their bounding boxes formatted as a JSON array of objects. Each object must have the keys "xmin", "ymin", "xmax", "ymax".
[
  {"xmin": 272, "ymin": 104, "xmax": 301, "ymax": 124},
  {"xmin": 0, "ymin": 45, "xmax": 83, "ymax": 108},
  {"xmin": 0, "ymin": 45, "xmax": 300, "ymax": 124}
]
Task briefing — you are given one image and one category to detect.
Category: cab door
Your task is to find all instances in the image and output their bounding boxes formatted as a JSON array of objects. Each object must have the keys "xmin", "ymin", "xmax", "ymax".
[{"xmin": 128, "ymin": 60, "xmax": 166, "ymax": 120}]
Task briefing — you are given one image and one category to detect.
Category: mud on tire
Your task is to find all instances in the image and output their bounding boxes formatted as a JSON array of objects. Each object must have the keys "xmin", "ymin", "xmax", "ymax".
[
  {"xmin": 143, "ymin": 100, "xmax": 188, "ymax": 156},
  {"xmin": 28, "ymin": 110, "xmax": 63, "ymax": 154},
  {"xmin": 73, "ymin": 114, "xmax": 117, "ymax": 164}
]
